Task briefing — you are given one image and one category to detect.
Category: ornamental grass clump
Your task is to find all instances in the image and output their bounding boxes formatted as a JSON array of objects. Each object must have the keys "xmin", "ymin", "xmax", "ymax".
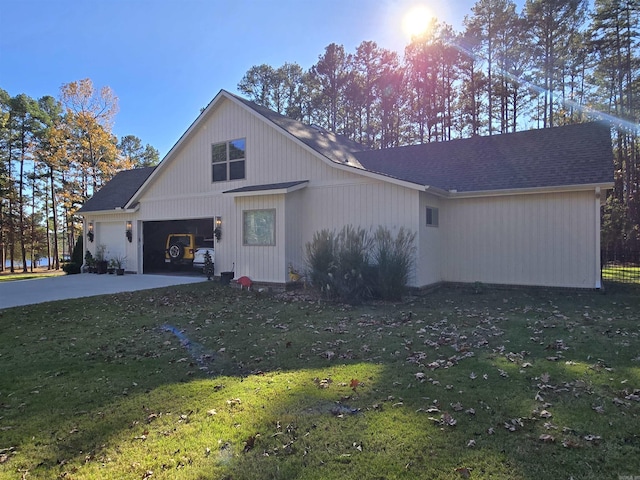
[
  {"xmin": 305, "ymin": 225, "xmax": 416, "ymax": 303},
  {"xmin": 305, "ymin": 229, "xmax": 337, "ymax": 296},
  {"xmin": 332, "ymin": 225, "xmax": 375, "ymax": 303},
  {"xmin": 373, "ymin": 226, "xmax": 416, "ymax": 301}
]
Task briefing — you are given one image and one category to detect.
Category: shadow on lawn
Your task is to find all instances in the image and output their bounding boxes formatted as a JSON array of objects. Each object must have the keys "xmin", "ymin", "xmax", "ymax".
[{"xmin": 1, "ymin": 283, "xmax": 639, "ymax": 479}]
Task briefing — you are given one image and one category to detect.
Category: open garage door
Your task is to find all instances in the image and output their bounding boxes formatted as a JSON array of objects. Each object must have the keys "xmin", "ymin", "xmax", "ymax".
[{"xmin": 142, "ymin": 218, "xmax": 214, "ymax": 272}]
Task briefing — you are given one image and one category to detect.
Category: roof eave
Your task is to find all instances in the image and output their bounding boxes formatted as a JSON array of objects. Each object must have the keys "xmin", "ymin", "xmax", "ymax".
[
  {"xmin": 326, "ymin": 162, "xmax": 451, "ymax": 195},
  {"xmin": 124, "ymin": 90, "xmax": 229, "ymax": 208},
  {"xmin": 79, "ymin": 204, "xmax": 140, "ymax": 216},
  {"xmin": 223, "ymin": 181, "xmax": 309, "ymax": 197},
  {"xmin": 448, "ymin": 182, "xmax": 614, "ymax": 199},
  {"xmin": 227, "ymin": 95, "xmax": 366, "ymax": 170}
]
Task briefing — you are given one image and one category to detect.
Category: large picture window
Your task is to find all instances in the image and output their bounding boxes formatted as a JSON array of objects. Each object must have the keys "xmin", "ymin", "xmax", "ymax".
[
  {"xmin": 243, "ymin": 209, "xmax": 276, "ymax": 246},
  {"xmin": 212, "ymin": 138, "xmax": 246, "ymax": 182}
]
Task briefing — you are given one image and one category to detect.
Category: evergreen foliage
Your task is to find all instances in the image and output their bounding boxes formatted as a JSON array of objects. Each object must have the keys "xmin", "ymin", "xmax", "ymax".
[{"xmin": 203, "ymin": 250, "xmax": 214, "ymax": 280}]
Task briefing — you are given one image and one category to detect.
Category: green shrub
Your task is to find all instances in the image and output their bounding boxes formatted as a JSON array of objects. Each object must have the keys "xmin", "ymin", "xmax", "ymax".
[
  {"xmin": 62, "ymin": 262, "xmax": 81, "ymax": 274},
  {"xmin": 305, "ymin": 225, "xmax": 416, "ymax": 303},
  {"xmin": 305, "ymin": 229, "xmax": 337, "ymax": 296},
  {"xmin": 203, "ymin": 250, "xmax": 214, "ymax": 280},
  {"xmin": 71, "ymin": 235, "xmax": 83, "ymax": 265},
  {"xmin": 332, "ymin": 225, "xmax": 374, "ymax": 303},
  {"xmin": 62, "ymin": 237, "xmax": 84, "ymax": 275},
  {"xmin": 373, "ymin": 226, "xmax": 416, "ymax": 300}
]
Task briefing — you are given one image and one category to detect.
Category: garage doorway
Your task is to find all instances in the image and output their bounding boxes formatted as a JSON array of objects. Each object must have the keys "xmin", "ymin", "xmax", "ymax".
[{"xmin": 142, "ymin": 218, "xmax": 214, "ymax": 272}]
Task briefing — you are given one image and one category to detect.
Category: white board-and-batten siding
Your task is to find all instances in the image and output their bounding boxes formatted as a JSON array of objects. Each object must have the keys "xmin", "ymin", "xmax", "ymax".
[
  {"xmin": 84, "ymin": 214, "xmax": 138, "ymax": 271},
  {"xmin": 441, "ymin": 190, "xmax": 600, "ymax": 288},
  {"xmin": 132, "ymin": 98, "xmax": 424, "ymax": 283},
  {"xmin": 85, "ymin": 94, "xmax": 605, "ymax": 290}
]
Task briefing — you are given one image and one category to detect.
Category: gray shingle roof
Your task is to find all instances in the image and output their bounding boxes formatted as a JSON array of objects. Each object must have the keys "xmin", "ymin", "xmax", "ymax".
[
  {"xmin": 78, "ymin": 167, "xmax": 155, "ymax": 213},
  {"xmin": 79, "ymin": 93, "xmax": 613, "ymax": 216},
  {"xmin": 230, "ymin": 93, "xmax": 367, "ymax": 167},
  {"xmin": 354, "ymin": 122, "xmax": 613, "ymax": 193},
  {"xmin": 223, "ymin": 180, "xmax": 308, "ymax": 194}
]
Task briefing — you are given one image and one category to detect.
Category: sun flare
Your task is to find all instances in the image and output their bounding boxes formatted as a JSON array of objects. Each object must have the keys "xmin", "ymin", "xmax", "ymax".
[{"xmin": 402, "ymin": 5, "xmax": 433, "ymax": 39}]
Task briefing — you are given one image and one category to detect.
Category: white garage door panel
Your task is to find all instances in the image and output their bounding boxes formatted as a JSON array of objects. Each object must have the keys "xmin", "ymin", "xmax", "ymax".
[{"xmin": 98, "ymin": 222, "xmax": 126, "ymax": 259}]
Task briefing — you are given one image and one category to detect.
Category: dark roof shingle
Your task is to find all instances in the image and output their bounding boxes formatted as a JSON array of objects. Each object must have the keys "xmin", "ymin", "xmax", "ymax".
[
  {"xmin": 223, "ymin": 180, "xmax": 308, "ymax": 194},
  {"xmin": 230, "ymin": 93, "xmax": 367, "ymax": 167},
  {"xmin": 354, "ymin": 122, "xmax": 613, "ymax": 193},
  {"xmin": 78, "ymin": 167, "xmax": 155, "ymax": 213},
  {"xmin": 79, "ymin": 95, "xmax": 613, "ymax": 216}
]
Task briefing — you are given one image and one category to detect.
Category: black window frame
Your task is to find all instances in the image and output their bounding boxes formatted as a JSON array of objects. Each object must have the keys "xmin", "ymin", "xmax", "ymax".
[{"xmin": 212, "ymin": 138, "xmax": 246, "ymax": 182}]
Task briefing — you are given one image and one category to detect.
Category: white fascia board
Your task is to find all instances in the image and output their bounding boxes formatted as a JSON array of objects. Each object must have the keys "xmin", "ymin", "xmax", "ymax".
[
  {"xmin": 227, "ymin": 94, "xmax": 366, "ymax": 170},
  {"xmin": 78, "ymin": 205, "xmax": 140, "ymax": 217},
  {"xmin": 448, "ymin": 182, "xmax": 614, "ymax": 199}
]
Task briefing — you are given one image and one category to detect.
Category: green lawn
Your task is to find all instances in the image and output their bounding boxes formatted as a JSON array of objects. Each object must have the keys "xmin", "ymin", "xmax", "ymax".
[
  {"xmin": 0, "ymin": 283, "xmax": 638, "ymax": 479},
  {"xmin": 0, "ymin": 269, "xmax": 64, "ymax": 282}
]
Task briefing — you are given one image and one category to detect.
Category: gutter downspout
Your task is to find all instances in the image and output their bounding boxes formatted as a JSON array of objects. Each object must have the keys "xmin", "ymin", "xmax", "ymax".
[{"xmin": 595, "ymin": 187, "xmax": 602, "ymax": 289}]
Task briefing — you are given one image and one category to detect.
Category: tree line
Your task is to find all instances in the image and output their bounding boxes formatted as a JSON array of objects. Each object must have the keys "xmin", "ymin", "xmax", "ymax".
[
  {"xmin": 0, "ymin": 78, "xmax": 159, "ymax": 273},
  {"xmin": 238, "ymin": 0, "xmax": 639, "ymax": 250}
]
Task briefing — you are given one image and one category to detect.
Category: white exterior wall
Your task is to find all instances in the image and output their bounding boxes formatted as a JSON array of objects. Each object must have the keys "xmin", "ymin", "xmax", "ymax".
[
  {"xmin": 441, "ymin": 190, "xmax": 600, "ymax": 288},
  {"xmin": 417, "ymin": 193, "xmax": 443, "ymax": 286},
  {"xmin": 84, "ymin": 95, "xmax": 605, "ymax": 289},
  {"xmin": 285, "ymin": 189, "xmax": 306, "ymax": 276},
  {"xmin": 84, "ymin": 213, "xmax": 139, "ymax": 271},
  {"xmin": 232, "ymin": 194, "xmax": 285, "ymax": 282},
  {"xmin": 123, "ymin": 98, "xmax": 423, "ymax": 282}
]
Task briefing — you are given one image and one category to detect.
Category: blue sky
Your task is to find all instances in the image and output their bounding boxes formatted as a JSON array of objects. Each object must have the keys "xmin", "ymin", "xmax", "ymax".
[{"xmin": 1, "ymin": 0, "xmax": 524, "ymax": 158}]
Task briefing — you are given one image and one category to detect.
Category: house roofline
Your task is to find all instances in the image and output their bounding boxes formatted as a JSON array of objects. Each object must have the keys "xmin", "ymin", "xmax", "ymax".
[
  {"xmin": 446, "ymin": 182, "xmax": 614, "ymax": 199},
  {"xmin": 79, "ymin": 204, "xmax": 140, "ymax": 216},
  {"xmin": 223, "ymin": 180, "xmax": 309, "ymax": 197},
  {"xmin": 226, "ymin": 93, "xmax": 366, "ymax": 170},
  {"xmin": 124, "ymin": 90, "xmax": 228, "ymax": 208},
  {"xmin": 124, "ymin": 90, "xmax": 436, "ymax": 207},
  {"xmin": 122, "ymin": 90, "xmax": 614, "ymax": 208}
]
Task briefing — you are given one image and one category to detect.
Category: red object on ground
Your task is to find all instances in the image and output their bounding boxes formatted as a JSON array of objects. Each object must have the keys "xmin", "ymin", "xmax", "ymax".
[{"xmin": 236, "ymin": 276, "xmax": 252, "ymax": 290}]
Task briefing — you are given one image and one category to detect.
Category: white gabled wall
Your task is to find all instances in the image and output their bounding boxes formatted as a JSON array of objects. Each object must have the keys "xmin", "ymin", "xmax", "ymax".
[
  {"xmin": 442, "ymin": 190, "xmax": 599, "ymax": 288},
  {"xmin": 128, "ymin": 97, "xmax": 423, "ymax": 284}
]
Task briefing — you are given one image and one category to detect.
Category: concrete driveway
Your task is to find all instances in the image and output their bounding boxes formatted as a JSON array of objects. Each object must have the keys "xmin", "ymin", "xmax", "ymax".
[{"xmin": 0, "ymin": 273, "xmax": 208, "ymax": 310}]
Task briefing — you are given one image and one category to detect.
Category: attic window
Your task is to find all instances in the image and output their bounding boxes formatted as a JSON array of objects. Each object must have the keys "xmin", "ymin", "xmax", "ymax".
[
  {"xmin": 212, "ymin": 138, "xmax": 246, "ymax": 182},
  {"xmin": 426, "ymin": 206, "xmax": 439, "ymax": 227}
]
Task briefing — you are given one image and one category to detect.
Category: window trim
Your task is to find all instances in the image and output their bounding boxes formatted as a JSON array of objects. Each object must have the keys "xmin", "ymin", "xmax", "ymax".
[
  {"xmin": 212, "ymin": 138, "xmax": 246, "ymax": 183},
  {"xmin": 242, "ymin": 209, "xmax": 276, "ymax": 246},
  {"xmin": 426, "ymin": 206, "xmax": 439, "ymax": 227}
]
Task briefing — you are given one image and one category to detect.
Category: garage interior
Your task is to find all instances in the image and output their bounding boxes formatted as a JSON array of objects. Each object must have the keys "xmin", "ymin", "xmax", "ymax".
[{"xmin": 143, "ymin": 218, "xmax": 214, "ymax": 272}]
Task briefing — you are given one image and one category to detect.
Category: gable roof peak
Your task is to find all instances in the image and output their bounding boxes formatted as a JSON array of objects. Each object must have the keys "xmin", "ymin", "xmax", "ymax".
[{"xmin": 224, "ymin": 91, "xmax": 367, "ymax": 168}]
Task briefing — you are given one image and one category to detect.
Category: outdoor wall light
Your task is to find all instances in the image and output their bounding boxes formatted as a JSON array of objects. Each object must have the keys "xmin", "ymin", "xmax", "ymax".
[
  {"xmin": 126, "ymin": 221, "xmax": 133, "ymax": 243},
  {"xmin": 88, "ymin": 222, "xmax": 94, "ymax": 243},
  {"xmin": 214, "ymin": 216, "xmax": 222, "ymax": 242}
]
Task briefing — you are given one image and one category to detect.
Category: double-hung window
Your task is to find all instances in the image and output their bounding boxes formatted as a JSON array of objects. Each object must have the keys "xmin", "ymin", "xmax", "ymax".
[{"xmin": 212, "ymin": 138, "xmax": 246, "ymax": 182}]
